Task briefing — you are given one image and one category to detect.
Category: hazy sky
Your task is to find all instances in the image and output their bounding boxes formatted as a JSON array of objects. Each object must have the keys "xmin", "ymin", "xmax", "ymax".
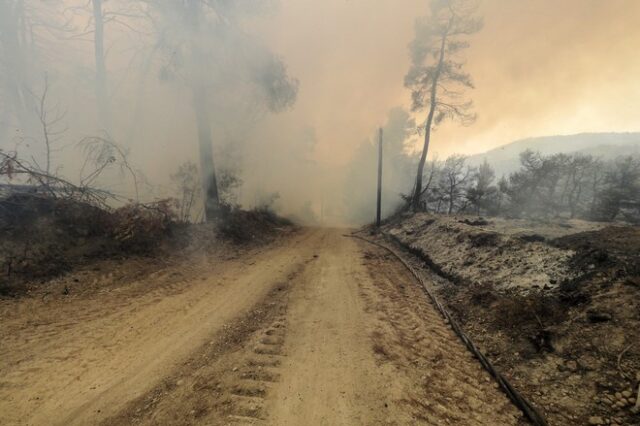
[
  {"xmin": 256, "ymin": 0, "xmax": 640, "ymax": 164},
  {"xmin": 4, "ymin": 0, "xmax": 638, "ymax": 220}
]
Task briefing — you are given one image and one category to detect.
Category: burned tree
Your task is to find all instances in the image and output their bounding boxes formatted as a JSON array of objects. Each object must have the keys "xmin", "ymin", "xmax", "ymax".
[
  {"xmin": 67, "ymin": 0, "xmax": 148, "ymax": 137},
  {"xmin": 440, "ymin": 154, "xmax": 472, "ymax": 214},
  {"xmin": 405, "ymin": 0, "xmax": 482, "ymax": 210},
  {"xmin": 147, "ymin": 0, "xmax": 298, "ymax": 221},
  {"xmin": 89, "ymin": 0, "xmax": 112, "ymax": 134},
  {"xmin": 466, "ymin": 159, "xmax": 496, "ymax": 215},
  {"xmin": 593, "ymin": 156, "xmax": 640, "ymax": 221}
]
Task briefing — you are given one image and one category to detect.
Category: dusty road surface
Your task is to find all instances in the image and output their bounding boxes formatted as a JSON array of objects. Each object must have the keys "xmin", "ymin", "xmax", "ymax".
[{"xmin": 0, "ymin": 228, "xmax": 523, "ymax": 425}]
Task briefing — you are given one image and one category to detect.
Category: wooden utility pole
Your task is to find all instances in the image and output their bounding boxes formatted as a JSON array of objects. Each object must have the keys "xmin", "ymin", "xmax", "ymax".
[{"xmin": 376, "ymin": 127, "xmax": 383, "ymax": 227}]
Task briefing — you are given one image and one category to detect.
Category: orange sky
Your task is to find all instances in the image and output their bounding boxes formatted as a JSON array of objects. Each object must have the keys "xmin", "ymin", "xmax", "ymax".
[{"xmin": 255, "ymin": 0, "xmax": 640, "ymax": 164}]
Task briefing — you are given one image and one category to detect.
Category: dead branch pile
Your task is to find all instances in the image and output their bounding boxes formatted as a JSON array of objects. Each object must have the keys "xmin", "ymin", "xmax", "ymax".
[{"xmin": 0, "ymin": 149, "xmax": 116, "ymax": 208}]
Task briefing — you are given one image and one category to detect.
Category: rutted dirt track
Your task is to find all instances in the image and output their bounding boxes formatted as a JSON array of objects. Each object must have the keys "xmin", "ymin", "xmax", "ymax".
[{"xmin": 0, "ymin": 229, "xmax": 524, "ymax": 425}]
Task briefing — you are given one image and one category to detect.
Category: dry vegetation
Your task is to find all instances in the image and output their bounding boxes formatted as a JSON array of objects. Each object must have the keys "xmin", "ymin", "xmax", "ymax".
[{"xmin": 0, "ymin": 190, "xmax": 292, "ymax": 297}]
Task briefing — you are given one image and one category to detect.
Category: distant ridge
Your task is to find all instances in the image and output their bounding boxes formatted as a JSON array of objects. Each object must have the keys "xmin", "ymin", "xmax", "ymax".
[{"xmin": 468, "ymin": 132, "xmax": 640, "ymax": 177}]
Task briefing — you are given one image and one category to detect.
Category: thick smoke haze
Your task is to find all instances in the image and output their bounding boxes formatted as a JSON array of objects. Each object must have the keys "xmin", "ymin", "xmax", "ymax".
[
  {"xmin": 1, "ymin": 0, "xmax": 638, "ymax": 224},
  {"xmin": 257, "ymin": 0, "xmax": 640, "ymax": 162}
]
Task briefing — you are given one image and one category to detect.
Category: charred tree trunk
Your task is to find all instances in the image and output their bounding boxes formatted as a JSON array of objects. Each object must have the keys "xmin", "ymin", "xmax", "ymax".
[
  {"xmin": 448, "ymin": 186, "xmax": 455, "ymax": 214},
  {"xmin": 187, "ymin": 0, "xmax": 220, "ymax": 221},
  {"xmin": 192, "ymin": 85, "xmax": 220, "ymax": 221}
]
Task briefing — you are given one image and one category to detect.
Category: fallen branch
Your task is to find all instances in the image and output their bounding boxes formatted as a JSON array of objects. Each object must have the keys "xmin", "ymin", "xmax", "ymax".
[
  {"xmin": 1, "ymin": 150, "xmax": 118, "ymax": 209},
  {"xmin": 616, "ymin": 343, "xmax": 633, "ymax": 380}
]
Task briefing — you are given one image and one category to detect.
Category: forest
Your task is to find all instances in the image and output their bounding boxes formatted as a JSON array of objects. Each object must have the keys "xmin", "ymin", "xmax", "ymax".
[{"xmin": 1, "ymin": 1, "xmax": 639, "ymax": 426}]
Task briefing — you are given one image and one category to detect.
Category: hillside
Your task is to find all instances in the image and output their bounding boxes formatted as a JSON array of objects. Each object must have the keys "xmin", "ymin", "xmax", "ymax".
[{"xmin": 468, "ymin": 133, "xmax": 640, "ymax": 177}]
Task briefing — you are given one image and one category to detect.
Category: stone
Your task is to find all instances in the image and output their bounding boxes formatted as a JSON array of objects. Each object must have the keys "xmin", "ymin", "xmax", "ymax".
[
  {"xmin": 622, "ymin": 390, "xmax": 632, "ymax": 398},
  {"xmin": 588, "ymin": 416, "xmax": 604, "ymax": 425}
]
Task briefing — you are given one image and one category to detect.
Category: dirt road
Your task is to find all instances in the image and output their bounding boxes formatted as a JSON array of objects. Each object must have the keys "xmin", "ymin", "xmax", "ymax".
[{"xmin": 0, "ymin": 229, "xmax": 522, "ymax": 425}]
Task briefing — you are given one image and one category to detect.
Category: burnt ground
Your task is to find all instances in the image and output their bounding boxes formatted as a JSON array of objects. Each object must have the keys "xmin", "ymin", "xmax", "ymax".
[
  {"xmin": 383, "ymin": 215, "xmax": 640, "ymax": 426},
  {"xmin": 0, "ymin": 194, "xmax": 291, "ymax": 297}
]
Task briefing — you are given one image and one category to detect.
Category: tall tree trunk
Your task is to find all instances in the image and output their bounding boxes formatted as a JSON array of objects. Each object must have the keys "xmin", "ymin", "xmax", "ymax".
[
  {"xmin": 448, "ymin": 188, "xmax": 454, "ymax": 214},
  {"xmin": 92, "ymin": 0, "xmax": 111, "ymax": 133},
  {"xmin": 192, "ymin": 85, "xmax": 220, "ymax": 221},
  {"xmin": 186, "ymin": 0, "xmax": 221, "ymax": 221},
  {"xmin": 413, "ymin": 101, "xmax": 437, "ymax": 210},
  {"xmin": 0, "ymin": 1, "xmax": 31, "ymax": 134},
  {"xmin": 412, "ymin": 33, "xmax": 448, "ymax": 211}
]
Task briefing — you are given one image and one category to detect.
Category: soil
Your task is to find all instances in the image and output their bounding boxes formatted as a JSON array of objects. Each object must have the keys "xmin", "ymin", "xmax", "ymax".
[
  {"xmin": 382, "ymin": 213, "xmax": 640, "ymax": 426},
  {"xmin": 0, "ymin": 228, "xmax": 524, "ymax": 425}
]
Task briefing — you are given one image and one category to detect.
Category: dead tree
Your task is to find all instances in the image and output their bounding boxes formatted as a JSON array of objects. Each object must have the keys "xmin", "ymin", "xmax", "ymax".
[
  {"xmin": 405, "ymin": 0, "xmax": 482, "ymax": 211},
  {"xmin": 440, "ymin": 154, "xmax": 471, "ymax": 214},
  {"xmin": 32, "ymin": 75, "xmax": 67, "ymax": 177},
  {"xmin": 91, "ymin": 0, "xmax": 111, "ymax": 132},
  {"xmin": 78, "ymin": 136, "xmax": 141, "ymax": 202},
  {"xmin": 0, "ymin": 149, "xmax": 115, "ymax": 207},
  {"xmin": 466, "ymin": 159, "xmax": 496, "ymax": 215}
]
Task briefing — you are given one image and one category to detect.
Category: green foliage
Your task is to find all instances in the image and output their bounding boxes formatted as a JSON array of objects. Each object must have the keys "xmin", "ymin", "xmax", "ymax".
[{"xmin": 405, "ymin": 0, "xmax": 482, "ymax": 126}]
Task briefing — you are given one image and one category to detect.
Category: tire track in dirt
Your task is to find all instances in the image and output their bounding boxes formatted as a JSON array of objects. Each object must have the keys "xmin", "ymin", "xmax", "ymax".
[
  {"xmin": 4, "ymin": 229, "xmax": 529, "ymax": 425},
  {"xmin": 357, "ymin": 242, "xmax": 525, "ymax": 425},
  {"xmin": 101, "ymin": 258, "xmax": 314, "ymax": 426},
  {"xmin": 262, "ymin": 230, "xmax": 413, "ymax": 425},
  {"xmin": 0, "ymin": 229, "xmax": 320, "ymax": 426},
  {"xmin": 102, "ymin": 229, "xmax": 524, "ymax": 425}
]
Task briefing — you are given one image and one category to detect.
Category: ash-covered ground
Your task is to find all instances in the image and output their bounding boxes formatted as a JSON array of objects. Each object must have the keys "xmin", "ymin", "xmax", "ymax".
[{"xmin": 382, "ymin": 213, "xmax": 640, "ymax": 426}]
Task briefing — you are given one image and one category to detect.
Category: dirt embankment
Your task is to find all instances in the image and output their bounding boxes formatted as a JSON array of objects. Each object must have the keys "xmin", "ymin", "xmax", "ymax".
[
  {"xmin": 383, "ymin": 213, "xmax": 640, "ymax": 426},
  {"xmin": 385, "ymin": 213, "xmax": 583, "ymax": 291}
]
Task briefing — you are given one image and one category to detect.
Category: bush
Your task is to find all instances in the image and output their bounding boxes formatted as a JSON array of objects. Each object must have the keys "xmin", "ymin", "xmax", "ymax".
[
  {"xmin": 109, "ymin": 199, "xmax": 179, "ymax": 252},
  {"xmin": 218, "ymin": 206, "xmax": 291, "ymax": 243}
]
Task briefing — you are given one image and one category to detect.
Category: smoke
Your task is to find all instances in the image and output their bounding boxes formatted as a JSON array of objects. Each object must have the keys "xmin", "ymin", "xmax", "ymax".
[
  {"xmin": 1, "ymin": 0, "xmax": 638, "ymax": 226},
  {"xmin": 344, "ymin": 108, "xmax": 418, "ymax": 225}
]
